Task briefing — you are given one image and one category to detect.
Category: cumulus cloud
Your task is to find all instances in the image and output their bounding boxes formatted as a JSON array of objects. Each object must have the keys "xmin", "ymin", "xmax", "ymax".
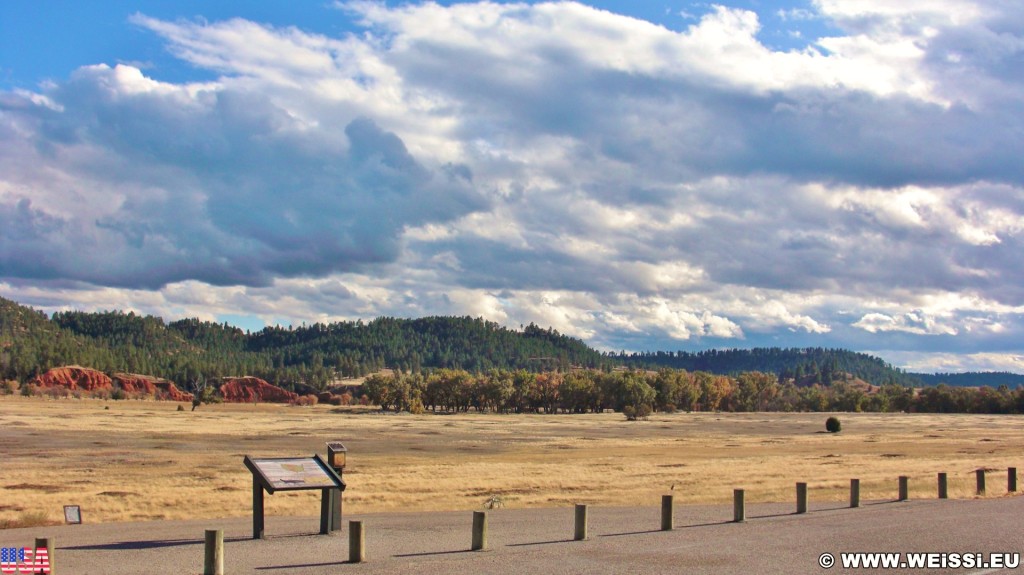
[
  {"xmin": 2, "ymin": 0, "xmax": 1024, "ymax": 371},
  {"xmin": 0, "ymin": 63, "xmax": 488, "ymax": 288}
]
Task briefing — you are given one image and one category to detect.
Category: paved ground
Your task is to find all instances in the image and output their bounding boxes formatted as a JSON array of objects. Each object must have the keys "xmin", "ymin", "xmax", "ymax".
[{"xmin": 2, "ymin": 496, "xmax": 1021, "ymax": 574}]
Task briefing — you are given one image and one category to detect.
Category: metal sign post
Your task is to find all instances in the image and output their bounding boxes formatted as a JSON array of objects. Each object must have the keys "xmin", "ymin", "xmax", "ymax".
[{"xmin": 326, "ymin": 442, "xmax": 348, "ymax": 532}]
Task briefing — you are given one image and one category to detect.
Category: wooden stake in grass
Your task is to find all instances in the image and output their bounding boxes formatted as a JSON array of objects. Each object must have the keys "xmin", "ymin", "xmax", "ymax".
[
  {"xmin": 976, "ymin": 469, "xmax": 986, "ymax": 495},
  {"xmin": 796, "ymin": 482, "xmax": 808, "ymax": 514},
  {"xmin": 203, "ymin": 529, "xmax": 223, "ymax": 575},
  {"xmin": 898, "ymin": 476, "xmax": 909, "ymax": 501},
  {"xmin": 1009, "ymin": 468, "xmax": 1017, "ymax": 493},
  {"xmin": 471, "ymin": 511, "xmax": 488, "ymax": 551},
  {"xmin": 850, "ymin": 479, "xmax": 860, "ymax": 508},
  {"xmin": 938, "ymin": 473, "xmax": 948, "ymax": 499}
]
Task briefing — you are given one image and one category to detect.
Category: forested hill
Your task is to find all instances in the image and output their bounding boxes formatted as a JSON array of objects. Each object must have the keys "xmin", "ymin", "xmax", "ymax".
[
  {"xmin": 913, "ymin": 372, "xmax": 1024, "ymax": 388},
  {"xmin": 243, "ymin": 316, "xmax": 609, "ymax": 374},
  {"xmin": 0, "ymin": 297, "xmax": 609, "ymax": 387},
  {"xmin": 2, "ymin": 296, "xmax": 1020, "ymax": 389},
  {"xmin": 612, "ymin": 348, "xmax": 920, "ymax": 386}
]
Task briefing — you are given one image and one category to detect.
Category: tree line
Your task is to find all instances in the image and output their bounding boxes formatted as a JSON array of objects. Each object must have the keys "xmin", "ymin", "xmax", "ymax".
[{"xmin": 362, "ymin": 368, "xmax": 1024, "ymax": 416}]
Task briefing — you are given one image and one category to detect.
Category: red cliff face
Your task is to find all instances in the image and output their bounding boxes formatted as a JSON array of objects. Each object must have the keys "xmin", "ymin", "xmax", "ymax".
[
  {"xmin": 32, "ymin": 366, "xmax": 113, "ymax": 391},
  {"xmin": 113, "ymin": 373, "xmax": 194, "ymax": 402},
  {"xmin": 219, "ymin": 377, "xmax": 298, "ymax": 403}
]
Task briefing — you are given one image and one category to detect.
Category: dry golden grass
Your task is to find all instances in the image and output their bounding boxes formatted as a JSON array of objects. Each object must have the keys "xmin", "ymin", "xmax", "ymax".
[{"xmin": 1, "ymin": 396, "xmax": 1022, "ymax": 526}]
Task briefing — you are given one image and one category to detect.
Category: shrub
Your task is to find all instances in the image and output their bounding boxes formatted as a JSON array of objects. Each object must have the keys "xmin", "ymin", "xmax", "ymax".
[
  {"xmin": 2, "ymin": 380, "xmax": 19, "ymax": 395},
  {"xmin": 291, "ymin": 395, "xmax": 319, "ymax": 407},
  {"xmin": 0, "ymin": 511, "xmax": 54, "ymax": 529},
  {"xmin": 176, "ymin": 404, "xmax": 185, "ymax": 412},
  {"xmin": 45, "ymin": 386, "xmax": 69, "ymax": 399},
  {"xmin": 624, "ymin": 404, "xmax": 653, "ymax": 421},
  {"xmin": 826, "ymin": 416, "xmax": 842, "ymax": 433}
]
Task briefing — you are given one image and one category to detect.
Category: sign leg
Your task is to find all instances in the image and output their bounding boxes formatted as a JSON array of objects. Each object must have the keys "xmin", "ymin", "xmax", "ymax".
[{"xmin": 253, "ymin": 478, "xmax": 265, "ymax": 540}]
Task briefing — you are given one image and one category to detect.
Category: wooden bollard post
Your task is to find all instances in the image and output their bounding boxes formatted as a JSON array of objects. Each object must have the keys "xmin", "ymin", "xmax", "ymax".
[
  {"xmin": 733, "ymin": 489, "xmax": 745, "ymax": 523},
  {"xmin": 976, "ymin": 469, "xmax": 986, "ymax": 495},
  {"xmin": 898, "ymin": 476, "xmax": 909, "ymax": 501},
  {"xmin": 850, "ymin": 479, "xmax": 860, "ymax": 508},
  {"xmin": 33, "ymin": 537, "xmax": 53, "ymax": 575},
  {"xmin": 574, "ymin": 504, "xmax": 588, "ymax": 541},
  {"xmin": 203, "ymin": 529, "xmax": 224, "ymax": 575},
  {"xmin": 471, "ymin": 511, "xmax": 488, "ymax": 551},
  {"xmin": 1009, "ymin": 468, "xmax": 1017, "ymax": 493},
  {"xmin": 796, "ymin": 482, "xmax": 808, "ymax": 514},
  {"xmin": 661, "ymin": 495, "xmax": 674, "ymax": 531},
  {"xmin": 938, "ymin": 473, "xmax": 948, "ymax": 499},
  {"xmin": 349, "ymin": 521, "xmax": 365, "ymax": 563}
]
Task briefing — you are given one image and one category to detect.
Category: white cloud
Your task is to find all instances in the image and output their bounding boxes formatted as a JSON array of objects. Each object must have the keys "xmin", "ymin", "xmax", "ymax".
[
  {"xmin": 880, "ymin": 351, "xmax": 1024, "ymax": 374},
  {"xmin": 2, "ymin": 1, "xmax": 1024, "ymax": 372},
  {"xmin": 853, "ymin": 311, "xmax": 959, "ymax": 335}
]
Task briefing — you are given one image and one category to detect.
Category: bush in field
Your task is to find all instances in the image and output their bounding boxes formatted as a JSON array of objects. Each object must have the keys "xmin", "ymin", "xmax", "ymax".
[
  {"xmin": 2, "ymin": 380, "xmax": 19, "ymax": 395},
  {"xmin": 291, "ymin": 394, "xmax": 319, "ymax": 407},
  {"xmin": 623, "ymin": 404, "xmax": 653, "ymax": 421},
  {"xmin": 45, "ymin": 386, "xmax": 69, "ymax": 399},
  {"xmin": 826, "ymin": 416, "xmax": 842, "ymax": 433}
]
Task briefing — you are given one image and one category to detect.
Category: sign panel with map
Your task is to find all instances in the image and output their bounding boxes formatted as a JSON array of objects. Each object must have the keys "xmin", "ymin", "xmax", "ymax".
[{"xmin": 244, "ymin": 454, "xmax": 344, "ymax": 493}]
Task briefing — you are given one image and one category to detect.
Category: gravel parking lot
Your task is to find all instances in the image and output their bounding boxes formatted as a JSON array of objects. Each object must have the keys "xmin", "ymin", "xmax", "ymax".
[{"xmin": 2, "ymin": 496, "xmax": 1021, "ymax": 574}]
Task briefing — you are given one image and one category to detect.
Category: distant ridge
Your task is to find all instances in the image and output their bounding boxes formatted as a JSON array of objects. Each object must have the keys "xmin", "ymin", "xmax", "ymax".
[
  {"xmin": 1, "ymin": 296, "xmax": 1019, "ymax": 388},
  {"xmin": 912, "ymin": 371, "xmax": 1024, "ymax": 388},
  {"xmin": 612, "ymin": 347, "xmax": 920, "ymax": 386}
]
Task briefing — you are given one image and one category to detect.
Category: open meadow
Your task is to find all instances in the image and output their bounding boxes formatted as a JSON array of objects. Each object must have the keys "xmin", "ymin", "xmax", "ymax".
[{"xmin": 2, "ymin": 396, "xmax": 1022, "ymax": 527}]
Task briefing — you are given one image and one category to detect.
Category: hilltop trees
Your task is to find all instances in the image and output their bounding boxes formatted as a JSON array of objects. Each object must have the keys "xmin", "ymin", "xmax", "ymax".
[
  {"xmin": 1, "ymin": 297, "xmax": 610, "ymax": 393},
  {"xmin": 6, "ymin": 297, "xmax": 1024, "ymax": 415}
]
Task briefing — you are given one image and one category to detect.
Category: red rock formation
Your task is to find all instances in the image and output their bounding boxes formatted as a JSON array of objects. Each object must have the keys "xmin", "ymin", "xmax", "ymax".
[
  {"xmin": 113, "ymin": 373, "xmax": 157, "ymax": 395},
  {"xmin": 113, "ymin": 373, "xmax": 194, "ymax": 402},
  {"xmin": 219, "ymin": 377, "xmax": 298, "ymax": 403},
  {"xmin": 155, "ymin": 380, "xmax": 194, "ymax": 402},
  {"xmin": 32, "ymin": 366, "xmax": 113, "ymax": 391}
]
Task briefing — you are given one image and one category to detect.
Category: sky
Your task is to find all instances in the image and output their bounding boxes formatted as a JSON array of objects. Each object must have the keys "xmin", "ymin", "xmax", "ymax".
[{"xmin": 1, "ymin": 1, "xmax": 1023, "ymax": 374}]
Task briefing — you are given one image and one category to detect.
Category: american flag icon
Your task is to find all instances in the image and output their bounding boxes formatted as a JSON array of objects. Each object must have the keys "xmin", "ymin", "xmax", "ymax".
[{"xmin": 0, "ymin": 547, "xmax": 50, "ymax": 574}]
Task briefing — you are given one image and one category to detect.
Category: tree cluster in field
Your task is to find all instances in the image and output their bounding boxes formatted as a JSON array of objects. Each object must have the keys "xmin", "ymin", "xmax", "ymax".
[{"xmin": 360, "ymin": 368, "xmax": 1024, "ymax": 416}]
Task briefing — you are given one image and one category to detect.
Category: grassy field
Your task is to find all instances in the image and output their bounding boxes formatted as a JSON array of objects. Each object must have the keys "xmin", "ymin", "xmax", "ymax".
[{"xmin": 1, "ymin": 396, "xmax": 1022, "ymax": 527}]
